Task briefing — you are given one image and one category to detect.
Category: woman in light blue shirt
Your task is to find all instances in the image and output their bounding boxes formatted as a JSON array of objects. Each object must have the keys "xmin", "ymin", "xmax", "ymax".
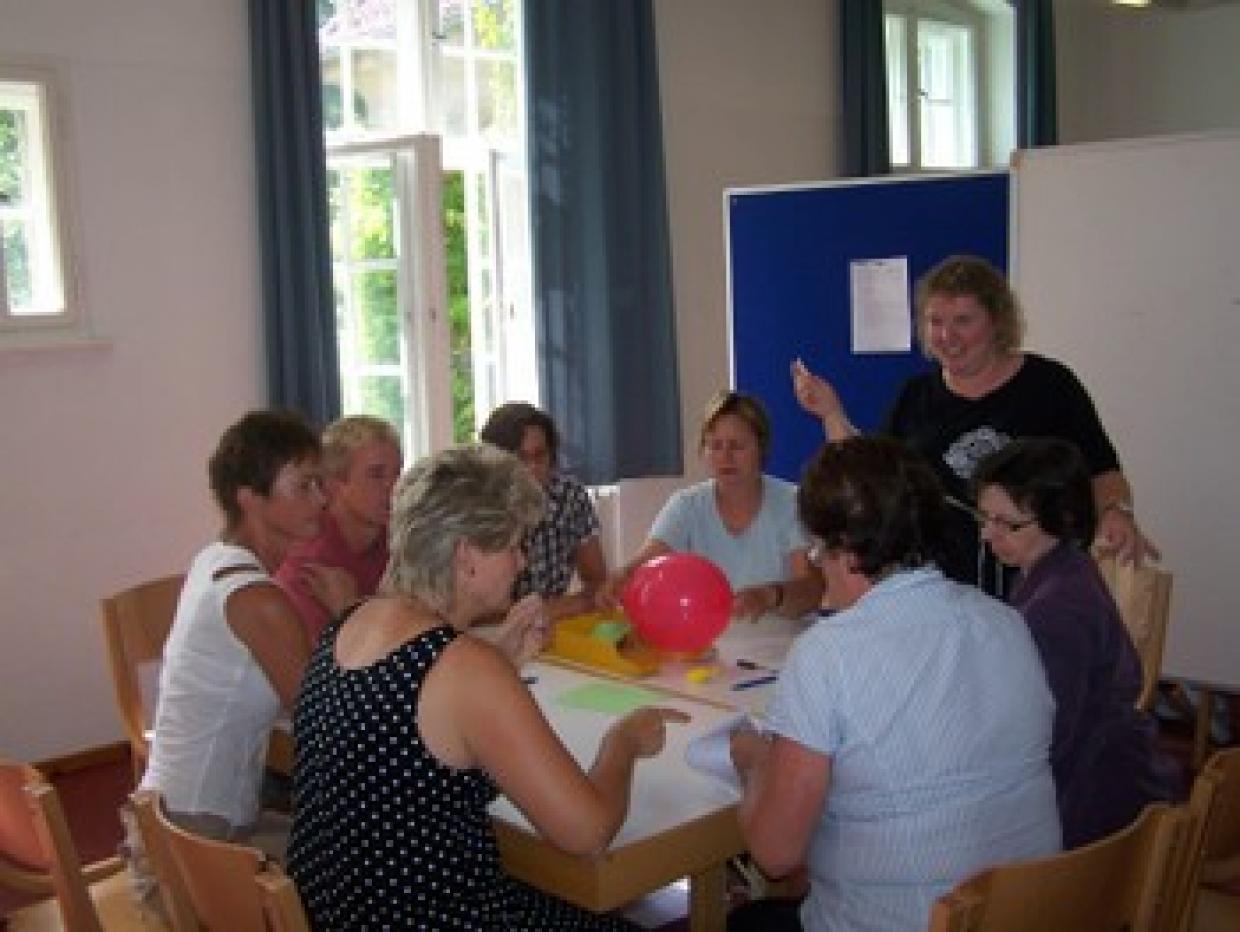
[
  {"xmin": 604, "ymin": 390, "xmax": 821, "ymax": 621},
  {"xmin": 729, "ymin": 437, "xmax": 1060, "ymax": 932}
]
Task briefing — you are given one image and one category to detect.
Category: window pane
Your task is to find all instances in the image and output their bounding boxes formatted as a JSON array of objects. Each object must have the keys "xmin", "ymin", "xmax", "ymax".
[
  {"xmin": 353, "ymin": 48, "xmax": 398, "ymax": 131},
  {"xmin": 471, "ymin": 0, "xmax": 515, "ymax": 52},
  {"xmin": 348, "ymin": 166, "xmax": 395, "ymax": 261},
  {"xmin": 315, "ymin": 0, "xmax": 339, "ymax": 30},
  {"xmin": 917, "ymin": 21, "xmax": 975, "ymax": 169},
  {"xmin": 439, "ymin": 0, "xmax": 466, "ymax": 47},
  {"xmin": 353, "ymin": 268, "xmax": 399, "ymax": 364},
  {"xmin": 358, "ymin": 374, "xmax": 405, "ymax": 432},
  {"xmin": 0, "ymin": 107, "xmax": 26, "ymax": 205},
  {"xmin": 321, "ymin": 48, "xmax": 344, "ymax": 132},
  {"xmin": 441, "ymin": 54, "xmax": 467, "ymax": 136},
  {"xmin": 475, "ymin": 59, "xmax": 516, "ymax": 141},
  {"xmin": 884, "ymin": 14, "xmax": 909, "ymax": 167},
  {"xmin": 327, "ymin": 167, "xmax": 344, "ymax": 260},
  {"xmin": 2, "ymin": 219, "xmax": 31, "ymax": 309}
]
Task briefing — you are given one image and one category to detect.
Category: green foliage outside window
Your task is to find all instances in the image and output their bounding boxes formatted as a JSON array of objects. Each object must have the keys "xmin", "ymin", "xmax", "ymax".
[
  {"xmin": 443, "ymin": 171, "xmax": 473, "ymax": 442},
  {"xmin": 0, "ymin": 109, "xmax": 31, "ymax": 305}
]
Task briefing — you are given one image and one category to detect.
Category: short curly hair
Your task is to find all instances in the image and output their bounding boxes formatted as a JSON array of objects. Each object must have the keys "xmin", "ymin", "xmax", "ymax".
[
  {"xmin": 798, "ymin": 437, "xmax": 945, "ymax": 578},
  {"xmin": 915, "ymin": 254, "xmax": 1025, "ymax": 356},
  {"xmin": 382, "ymin": 444, "xmax": 545, "ymax": 611},
  {"xmin": 320, "ymin": 415, "xmax": 401, "ymax": 480},
  {"xmin": 208, "ymin": 409, "xmax": 321, "ymax": 527}
]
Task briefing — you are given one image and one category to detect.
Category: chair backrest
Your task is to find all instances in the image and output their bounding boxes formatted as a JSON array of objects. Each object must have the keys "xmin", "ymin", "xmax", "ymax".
[
  {"xmin": 0, "ymin": 759, "xmax": 122, "ymax": 932},
  {"xmin": 1197, "ymin": 747, "xmax": 1240, "ymax": 879},
  {"xmin": 1163, "ymin": 748, "xmax": 1235, "ymax": 932},
  {"xmin": 100, "ymin": 574, "xmax": 185, "ymax": 780},
  {"xmin": 256, "ymin": 872, "xmax": 312, "ymax": 932},
  {"xmin": 128, "ymin": 791, "xmax": 198, "ymax": 932},
  {"xmin": 927, "ymin": 803, "xmax": 1187, "ymax": 932},
  {"xmin": 145, "ymin": 791, "xmax": 309, "ymax": 932},
  {"xmin": 1094, "ymin": 555, "xmax": 1173, "ymax": 710}
]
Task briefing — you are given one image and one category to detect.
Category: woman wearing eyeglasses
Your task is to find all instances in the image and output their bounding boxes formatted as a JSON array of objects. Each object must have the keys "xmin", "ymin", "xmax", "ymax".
[
  {"xmin": 972, "ymin": 437, "xmax": 1180, "ymax": 849},
  {"xmin": 792, "ymin": 255, "xmax": 1158, "ymax": 598},
  {"xmin": 601, "ymin": 390, "xmax": 822, "ymax": 621}
]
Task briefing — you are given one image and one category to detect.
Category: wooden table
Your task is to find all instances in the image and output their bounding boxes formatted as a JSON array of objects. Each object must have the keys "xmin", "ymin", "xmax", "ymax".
[
  {"xmin": 489, "ymin": 617, "xmax": 806, "ymax": 931},
  {"xmin": 269, "ymin": 616, "xmax": 803, "ymax": 930},
  {"xmin": 488, "ymin": 660, "xmax": 749, "ymax": 931}
]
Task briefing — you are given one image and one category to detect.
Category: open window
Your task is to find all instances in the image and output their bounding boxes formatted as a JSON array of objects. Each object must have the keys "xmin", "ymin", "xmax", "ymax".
[{"xmin": 318, "ymin": 0, "xmax": 532, "ymax": 452}]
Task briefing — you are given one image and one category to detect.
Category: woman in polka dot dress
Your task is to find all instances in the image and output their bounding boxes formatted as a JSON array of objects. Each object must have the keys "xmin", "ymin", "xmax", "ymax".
[{"xmin": 288, "ymin": 444, "xmax": 688, "ymax": 931}]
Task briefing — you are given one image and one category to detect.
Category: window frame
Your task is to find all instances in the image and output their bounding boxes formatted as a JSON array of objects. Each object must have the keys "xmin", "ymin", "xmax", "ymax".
[
  {"xmin": 317, "ymin": 0, "xmax": 533, "ymax": 444},
  {"xmin": 884, "ymin": 0, "xmax": 989, "ymax": 174},
  {"xmin": 326, "ymin": 132, "xmax": 452, "ymax": 460},
  {"xmin": 0, "ymin": 61, "xmax": 82, "ymax": 343}
]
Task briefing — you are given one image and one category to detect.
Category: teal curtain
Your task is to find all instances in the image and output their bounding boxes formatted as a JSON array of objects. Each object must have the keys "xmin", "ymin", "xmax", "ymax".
[
  {"xmin": 249, "ymin": 0, "xmax": 339, "ymax": 425},
  {"xmin": 524, "ymin": 0, "xmax": 681, "ymax": 484},
  {"xmin": 840, "ymin": 0, "xmax": 891, "ymax": 177},
  {"xmin": 1015, "ymin": 0, "xmax": 1057, "ymax": 147}
]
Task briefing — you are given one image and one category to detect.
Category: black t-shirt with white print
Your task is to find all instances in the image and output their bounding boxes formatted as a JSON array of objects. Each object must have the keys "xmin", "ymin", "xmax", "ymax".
[{"xmin": 881, "ymin": 353, "xmax": 1119, "ymax": 596}]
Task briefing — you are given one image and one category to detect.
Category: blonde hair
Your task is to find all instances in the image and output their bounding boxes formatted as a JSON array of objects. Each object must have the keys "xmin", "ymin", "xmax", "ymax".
[
  {"xmin": 320, "ymin": 415, "xmax": 401, "ymax": 480},
  {"xmin": 382, "ymin": 444, "xmax": 544, "ymax": 611},
  {"xmin": 915, "ymin": 255, "xmax": 1026, "ymax": 355}
]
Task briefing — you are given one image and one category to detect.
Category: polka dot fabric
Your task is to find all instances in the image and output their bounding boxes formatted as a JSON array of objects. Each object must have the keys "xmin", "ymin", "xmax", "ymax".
[{"xmin": 288, "ymin": 615, "xmax": 635, "ymax": 931}]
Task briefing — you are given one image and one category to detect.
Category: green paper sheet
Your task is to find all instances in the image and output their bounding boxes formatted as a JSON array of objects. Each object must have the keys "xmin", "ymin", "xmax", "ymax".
[{"xmin": 555, "ymin": 682, "xmax": 663, "ymax": 716}]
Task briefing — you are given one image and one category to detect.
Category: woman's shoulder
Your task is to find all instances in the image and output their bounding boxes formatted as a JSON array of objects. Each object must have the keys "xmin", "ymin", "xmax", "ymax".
[
  {"xmin": 665, "ymin": 479, "xmax": 713, "ymax": 508},
  {"xmin": 1015, "ymin": 352, "xmax": 1086, "ymax": 389},
  {"xmin": 760, "ymin": 474, "xmax": 800, "ymax": 510}
]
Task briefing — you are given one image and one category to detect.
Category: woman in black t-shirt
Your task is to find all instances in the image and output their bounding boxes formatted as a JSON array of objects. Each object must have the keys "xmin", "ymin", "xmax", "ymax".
[{"xmin": 791, "ymin": 254, "xmax": 1157, "ymax": 596}]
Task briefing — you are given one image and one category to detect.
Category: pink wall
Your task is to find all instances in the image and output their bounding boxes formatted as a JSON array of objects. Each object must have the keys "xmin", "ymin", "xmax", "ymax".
[{"xmin": 0, "ymin": 0, "xmax": 264, "ymax": 760}]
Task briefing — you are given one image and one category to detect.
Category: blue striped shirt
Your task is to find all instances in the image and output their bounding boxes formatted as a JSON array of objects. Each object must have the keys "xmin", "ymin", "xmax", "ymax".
[{"xmin": 769, "ymin": 567, "xmax": 1060, "ymax": 931}]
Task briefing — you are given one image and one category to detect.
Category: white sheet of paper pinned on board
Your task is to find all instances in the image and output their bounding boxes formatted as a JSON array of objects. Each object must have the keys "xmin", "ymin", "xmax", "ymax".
[
  {"xmin": 683, "ymin": 712, "xmax": 760, "ymax": 795},
  {"xmin": 850, "ymin": 256, "xmax": 912, "ymax": 353}
]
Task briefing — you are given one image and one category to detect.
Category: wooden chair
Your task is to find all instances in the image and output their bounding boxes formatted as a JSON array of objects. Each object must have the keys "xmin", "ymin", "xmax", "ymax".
[
  {"xmin": 137, "ymin": 790, "xmax": 309, "ymax": 932},
  {"xmin": 1172, "ymin": 748, "xmax": 1240, "ymax": 932},
  {"xmin": 100, "ymin": 574, "xmax": 186, "ymax": 782},
  {"xmin": 927, "ymin": 803, "xmax": 1187, "ymax": 932},
  {"xmin": 127, "ymin": 791, "xmax": 197, "ymax": 932},
  {"xmin": 0, "ymin": 758, "xmax": 154, "ymax": 932},
  {"xmin": 1095, "ymin": 554, "xmax": 1173, "ymax": 710}
]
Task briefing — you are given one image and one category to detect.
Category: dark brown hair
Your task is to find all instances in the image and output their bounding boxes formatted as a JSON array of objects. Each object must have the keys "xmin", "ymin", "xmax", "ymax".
[
  {"xmin": 208, "ymin": 409, "xmax": 321, "ymax": 526},
  {"xmin": 798, "ymin": 437, "xmax": 945, "ymax": 578},
  {"xmin": 972, "ymin": 438, "xmax": 1096, "ymax": 546}
]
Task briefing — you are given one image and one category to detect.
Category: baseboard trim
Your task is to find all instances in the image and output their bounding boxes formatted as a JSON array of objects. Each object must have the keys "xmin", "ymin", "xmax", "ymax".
[{"xmin": 35, "ymin": 741, "xmax": 130, "ymax": 776}]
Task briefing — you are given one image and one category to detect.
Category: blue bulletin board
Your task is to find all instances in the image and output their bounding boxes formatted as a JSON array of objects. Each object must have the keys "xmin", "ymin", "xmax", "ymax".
[{"xmin": 726, "ymin": 170, "xmax": 1009, "ymax": 483}]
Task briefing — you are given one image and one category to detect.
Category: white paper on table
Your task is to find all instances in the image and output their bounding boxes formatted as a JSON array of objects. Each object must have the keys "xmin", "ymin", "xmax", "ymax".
[
  {"xmin": 683, "ymin": 712, "xmax": 758, "ymax": 795},
  {"xmin": 849, "ymin": 256, "xmax": 912, "ymax": 353}
]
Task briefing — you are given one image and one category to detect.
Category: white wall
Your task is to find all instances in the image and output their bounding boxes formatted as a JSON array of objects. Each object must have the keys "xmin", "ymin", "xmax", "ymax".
[
  {"xmin": 21, "ymin": 0, "xmax": 1234, "ymax": 760},
  {"xmin": 0, "ymin": 0, "xmax": 835, "ymax": 761},
  {"xmin": 1056, "ymin": 1, "xmax": 1240, "ymax": 144},
  {"xmin": 646, "ymin": 0, "xmax": 836, "ymax": 508},
  {"xmin": 0, "ymin": 0, "xmax": 263, "ymax": 760}
]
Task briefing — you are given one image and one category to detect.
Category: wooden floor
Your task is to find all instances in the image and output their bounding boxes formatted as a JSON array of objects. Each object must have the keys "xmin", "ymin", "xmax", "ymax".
[{"xmin": 0, "ymin": 716, "xmax": 1218, "ymax": 929}]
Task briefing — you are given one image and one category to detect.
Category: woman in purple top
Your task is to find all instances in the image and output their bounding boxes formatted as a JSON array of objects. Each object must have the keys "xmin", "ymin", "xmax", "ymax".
[{"xmin": 972, "ymin": 438, "xmax": 1180, "ymax": 848}]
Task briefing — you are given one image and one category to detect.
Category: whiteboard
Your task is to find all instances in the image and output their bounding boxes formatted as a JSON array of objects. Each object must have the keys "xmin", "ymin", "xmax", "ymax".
[{"xmin": 1012, "ymin": 131, "xmax": 1240, "ymax": 690}]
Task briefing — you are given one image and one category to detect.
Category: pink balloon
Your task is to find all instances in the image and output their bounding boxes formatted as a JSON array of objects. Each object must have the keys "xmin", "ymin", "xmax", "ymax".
[{"xmin": 622, "ymin": 553, "xmax": 732, "ymax": 654}]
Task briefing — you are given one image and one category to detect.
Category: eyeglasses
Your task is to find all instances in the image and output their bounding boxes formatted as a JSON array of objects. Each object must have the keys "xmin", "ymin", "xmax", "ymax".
[
  {"xmin": 973, "ymin": 510, "xmax": 1037, "ymax": 534},
  {"xmin": 946, "ymin": 494, "xmax": 1037, "ymax": 534},
  {"xmin": 807, "ymin": 541, "xmax": 826, "ymax": 565}
]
